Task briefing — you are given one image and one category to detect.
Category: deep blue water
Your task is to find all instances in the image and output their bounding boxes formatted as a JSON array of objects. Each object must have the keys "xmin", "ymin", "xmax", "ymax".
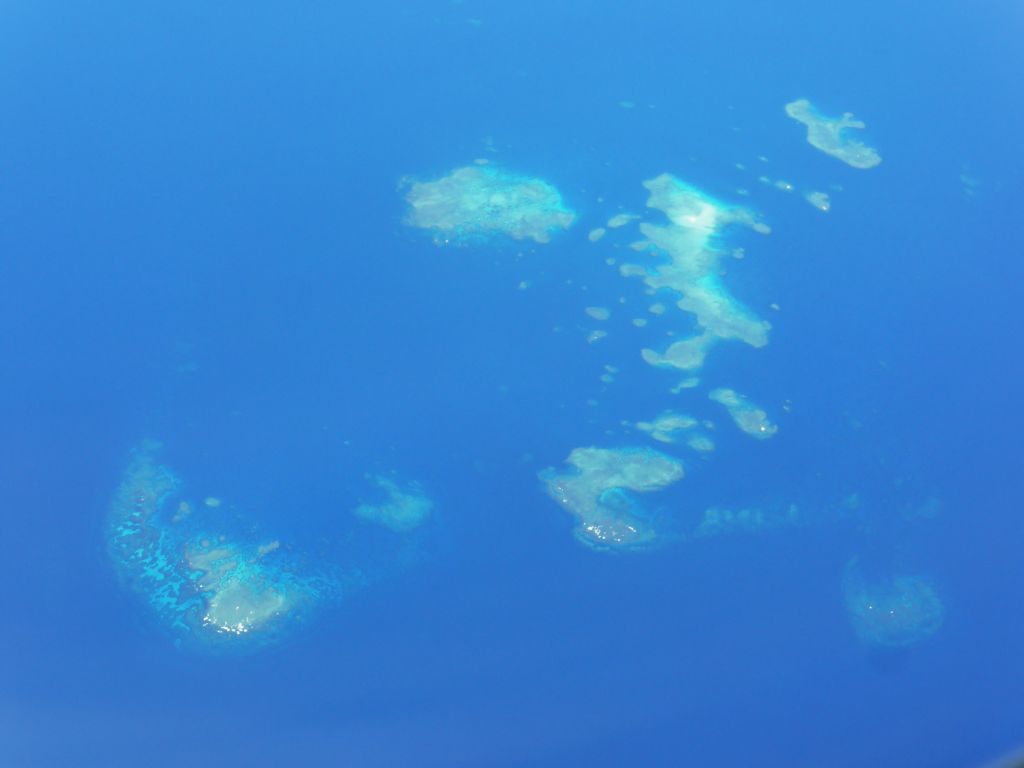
[{"xmin": 2, "ymin": 2, "xmax": 1023, "ymax": 766}]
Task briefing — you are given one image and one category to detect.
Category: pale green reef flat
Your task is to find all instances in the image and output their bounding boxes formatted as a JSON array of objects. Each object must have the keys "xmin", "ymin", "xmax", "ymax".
[
  {"xmin": 540, "ymin": 446, "xmax": 684, "ymax": 551},
  {"xmin": 404, "ymin": 164, "xmax": 575, "ymax": 244},
  {"xmin": 619, "ymin": 174, "xmax": 771, "ymax": 374},
  {"xmin": 785, "ymin": 99, "xmax": 882, "ymax": 169}
]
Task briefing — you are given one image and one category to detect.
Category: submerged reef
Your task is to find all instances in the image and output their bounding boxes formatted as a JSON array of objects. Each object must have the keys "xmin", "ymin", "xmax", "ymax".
[
  {"xmin": 618, "ymin": 175, "xmax": 771, "ymax": 374},
  {"xmin": 633, "ymin": 410, "xmax": 699, "ymax": 444},
  {"xmin": 709, "ymin": 387, "xmax": 778, "ymax": 439},
  {"xmin": 108, "ymin": 443, "xmax": 339, "ymax": 649},
  {"xmin": 540, "ymin": 446, "xmax": 684, "ymax": 551},
  {"xmin": 843, "ymin": 558, "xmax": 945, "ymax": 648},
  {"xmin": 686, "ymin": 433, "xmax": 715, "ymax": 454},
  {"xmin": 785, "ymin": 99, "xmax": 882, "ymax": 169},
  {"xmin": 693, "ymin": 503, "xmax": 799, "ymax": 539},
  {"xmin": 354, "ymin": 474, "xmax": 433, "ymax": 533},
  {"xmin": 108, "ymin": 442, "xmax": 194, "ymax": 635},
  {"xmin": 403, "ymin": 164, "xmax": 575, "ymax": 244}
]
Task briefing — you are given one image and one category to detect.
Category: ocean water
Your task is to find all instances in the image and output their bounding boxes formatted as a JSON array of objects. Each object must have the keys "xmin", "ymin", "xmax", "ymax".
[{"xmin": 2, "ymin": 1, "xmax": 1022, "ymax": 766}]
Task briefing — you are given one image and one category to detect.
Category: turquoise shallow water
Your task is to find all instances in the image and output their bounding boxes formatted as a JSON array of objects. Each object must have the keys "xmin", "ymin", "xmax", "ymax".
[{"xmin": 2, "ymin": 2, "xmax": 1022, "ymax": 766}]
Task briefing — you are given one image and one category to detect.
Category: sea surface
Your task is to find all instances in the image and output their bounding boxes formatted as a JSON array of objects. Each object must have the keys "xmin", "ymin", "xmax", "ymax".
[{"xmin": 2, "ymin": 2, "xmax": 1022, "ymax": 766}]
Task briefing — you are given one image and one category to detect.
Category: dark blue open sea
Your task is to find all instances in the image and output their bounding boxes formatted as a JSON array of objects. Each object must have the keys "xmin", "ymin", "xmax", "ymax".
[{"xmin": 2, "ymin": 2, "xmax": 1022, "ymax": 766}]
